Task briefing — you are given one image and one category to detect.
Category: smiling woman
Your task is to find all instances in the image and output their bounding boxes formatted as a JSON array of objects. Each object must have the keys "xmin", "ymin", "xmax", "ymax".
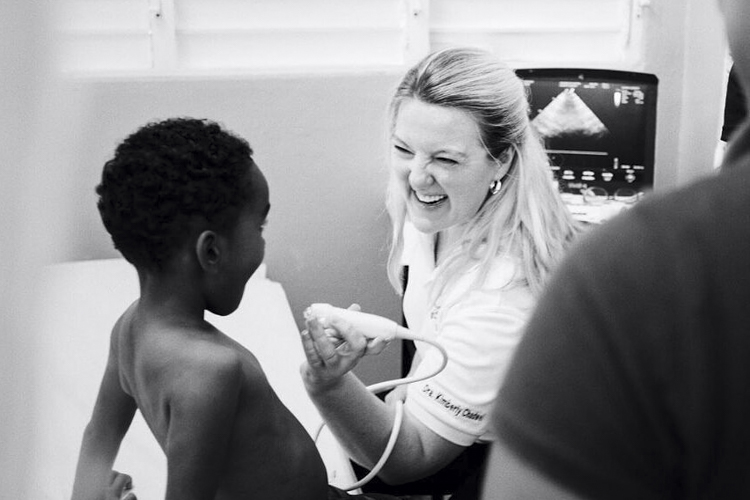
[
  {"xmin": 298, "ymin": 47, "xmax": 582, "ymax": 499},
  {"xmin": 386, "ymin": 47, "xmax": 581, "ymax": 301}
]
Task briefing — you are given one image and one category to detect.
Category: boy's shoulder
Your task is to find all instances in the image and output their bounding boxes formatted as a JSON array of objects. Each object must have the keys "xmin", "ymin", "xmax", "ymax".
[
  {"xmin": 146, "ymin": 324, "xmax": 249, "ymax": 374},
  {"xmin": 115, "ymin": 306, "xmax": 260, "ymax": 395},
  {"xmin": 153, "ymin": 328, "xmax": 273, "ymax": 416},
  {"xmin": 144, "ymin": 327, "xmax": 257, "ymax": 410}
]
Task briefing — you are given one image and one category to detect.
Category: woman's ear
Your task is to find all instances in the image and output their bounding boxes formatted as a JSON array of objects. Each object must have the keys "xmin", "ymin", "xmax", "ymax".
[
  {"xmin": 495, "ymin": 146, "xmax": 515, "ymax": 179},
  {"xmin": 195, "ymin": 230, "xmax": 220, "ymax": 271}
]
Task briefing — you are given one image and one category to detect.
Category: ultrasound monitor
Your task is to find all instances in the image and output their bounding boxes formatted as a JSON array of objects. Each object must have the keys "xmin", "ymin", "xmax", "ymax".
[{"xmin": 515, "ymin": 68, "xmax": 658, "ymax": 199}]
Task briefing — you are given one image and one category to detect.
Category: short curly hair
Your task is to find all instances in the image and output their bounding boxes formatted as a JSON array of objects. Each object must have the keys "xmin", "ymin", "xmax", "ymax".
[{"xmin": 97, "ymin": 117, "xmax": 256, "ymax": 271}]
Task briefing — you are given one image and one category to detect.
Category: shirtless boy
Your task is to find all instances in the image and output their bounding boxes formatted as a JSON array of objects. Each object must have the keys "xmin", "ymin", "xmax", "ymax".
[{"xmin": 70, "ymin": 118, "xmax": 328, "ymax": 500}]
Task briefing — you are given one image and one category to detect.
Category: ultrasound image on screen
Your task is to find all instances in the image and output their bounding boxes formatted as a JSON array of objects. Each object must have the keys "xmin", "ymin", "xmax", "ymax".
[
  {"xmin": 518, "ymin": 69, "xmax": 658, "ymax": 196},
  {"xmin": 532, "ymin": 87, "xmax": 609, "ymax": 140}
]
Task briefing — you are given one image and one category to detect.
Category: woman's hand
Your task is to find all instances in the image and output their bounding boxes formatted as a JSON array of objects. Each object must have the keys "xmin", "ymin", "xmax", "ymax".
[{"xmin": 299, "ymin": 306, "xmax": 370, "ymax": 394}]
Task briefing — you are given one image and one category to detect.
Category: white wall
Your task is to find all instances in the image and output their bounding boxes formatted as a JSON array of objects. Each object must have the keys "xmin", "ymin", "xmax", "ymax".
[
  {"xmin": 0, "ymin": 2, "xmax": 83, "ymax": 497},
  {"xmin": 641, "ymin": 0, "xmax": 728, "ymax": 189},
  {"xmin": 53, "ymin": 0, "xmax": 635, "ymax": 73}
]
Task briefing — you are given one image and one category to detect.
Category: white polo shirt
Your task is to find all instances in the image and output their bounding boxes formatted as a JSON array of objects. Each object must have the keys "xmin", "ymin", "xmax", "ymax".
[{"xmin": 401, "ymin": 222, "xmax": 535, "ymax": 446}]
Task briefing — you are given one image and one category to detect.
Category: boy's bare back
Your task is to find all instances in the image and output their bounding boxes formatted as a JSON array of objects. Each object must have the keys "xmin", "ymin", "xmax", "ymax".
[{"xmin": 107, "ymin": 303, "xmax": 329, "ymax": 499}]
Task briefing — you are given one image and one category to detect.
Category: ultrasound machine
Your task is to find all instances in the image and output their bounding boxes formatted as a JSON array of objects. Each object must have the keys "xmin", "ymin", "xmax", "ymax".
[{"xmin": 515, "ymin": 68, "xmax": 658, "ymax": 224}]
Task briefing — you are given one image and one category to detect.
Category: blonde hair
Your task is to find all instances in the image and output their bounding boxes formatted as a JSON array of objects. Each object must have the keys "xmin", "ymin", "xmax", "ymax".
[{"xmin": 386, "ymin": 47, "xmax": 581, "ymax": 300}]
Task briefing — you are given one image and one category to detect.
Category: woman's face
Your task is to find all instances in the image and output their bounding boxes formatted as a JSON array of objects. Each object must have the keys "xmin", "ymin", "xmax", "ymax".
[{"xmin": 391, "ymin": 98, "xmax": 502, "ymax": 238}]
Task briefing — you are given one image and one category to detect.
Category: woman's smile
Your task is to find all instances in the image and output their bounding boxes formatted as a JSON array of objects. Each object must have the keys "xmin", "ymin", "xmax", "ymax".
[{"xmin": 413, "ymin": 190, "xmax": 448, "ymax": 206}]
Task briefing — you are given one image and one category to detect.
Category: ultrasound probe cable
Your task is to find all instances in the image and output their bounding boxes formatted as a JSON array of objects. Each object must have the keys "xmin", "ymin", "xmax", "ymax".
[{"xmin": 304, "ymin": 304, "xmax": 449, "ymax": 492}]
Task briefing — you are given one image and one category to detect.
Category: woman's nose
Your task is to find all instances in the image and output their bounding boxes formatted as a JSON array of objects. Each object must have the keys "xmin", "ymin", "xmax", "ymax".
[{"xmin": 407, "ymin": 157, "xmax": 434, "ymax": 186}]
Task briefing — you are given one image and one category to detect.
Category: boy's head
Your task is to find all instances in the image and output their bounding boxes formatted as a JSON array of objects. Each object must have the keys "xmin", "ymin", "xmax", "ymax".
[{"xmin": 97, "ymin": 117, "xmax": 265, "ymax": 274}]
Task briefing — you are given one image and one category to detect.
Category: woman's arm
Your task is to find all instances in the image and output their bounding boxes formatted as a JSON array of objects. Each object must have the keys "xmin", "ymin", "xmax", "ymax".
[
  {"xmin": 301, "ymin": 267, "xmax": 533, "ymax": 484},
  {"xmin": 300, "ymin": 320, "xmax": 465, "ymax": 484}
]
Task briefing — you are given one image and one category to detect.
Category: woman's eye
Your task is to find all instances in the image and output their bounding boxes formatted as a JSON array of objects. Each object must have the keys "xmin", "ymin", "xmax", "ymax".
[
  {"xmin": 393, "ymin": 144, "xmax": 412, "ymax": 155},
  {"xmin": 436, "ymin": 157, "xmax": 458, "ymax": 165}
]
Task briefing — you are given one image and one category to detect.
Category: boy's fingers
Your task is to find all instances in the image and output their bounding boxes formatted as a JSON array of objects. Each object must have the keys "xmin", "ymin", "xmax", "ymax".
[
  {"xmin": 106, "ymin": 471, "xmax": 135, "ymax": 500},
  {"xmin": 108, "ymin": 471, "xmax": 133, "ymax": 490}
]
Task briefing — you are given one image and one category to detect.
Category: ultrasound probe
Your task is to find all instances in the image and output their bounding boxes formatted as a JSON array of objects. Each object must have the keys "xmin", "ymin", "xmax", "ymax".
[{"xmin": 304, "ymin": 304, "xmax": 449, "ymax": 491}]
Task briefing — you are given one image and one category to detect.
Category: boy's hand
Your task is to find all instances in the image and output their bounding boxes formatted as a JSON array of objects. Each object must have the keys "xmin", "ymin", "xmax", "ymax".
[{"xmin": 106, "ymin": 471, "xmax": 136, "ymax": 500}]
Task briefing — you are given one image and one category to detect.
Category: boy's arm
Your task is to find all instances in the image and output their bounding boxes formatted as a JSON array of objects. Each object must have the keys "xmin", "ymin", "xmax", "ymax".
[
  {"xmin": 163, "ymin": 350, "xmax": 243, "ymax": 500},
  {"xmin": 72, "ymin": 335, "xmax": 137, "ymax": 500}
]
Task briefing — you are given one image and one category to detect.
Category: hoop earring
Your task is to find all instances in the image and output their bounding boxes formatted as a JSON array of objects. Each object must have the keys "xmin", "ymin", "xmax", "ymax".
[{"xmin": 489, "ymin": 179, "xmax": 502, "ymax": 195}]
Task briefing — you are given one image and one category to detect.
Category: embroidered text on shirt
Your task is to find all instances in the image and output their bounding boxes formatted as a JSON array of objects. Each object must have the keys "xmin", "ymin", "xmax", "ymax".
[{"xmin": 421, "ymin": 383, "xmax": 485, "ymax": 422}]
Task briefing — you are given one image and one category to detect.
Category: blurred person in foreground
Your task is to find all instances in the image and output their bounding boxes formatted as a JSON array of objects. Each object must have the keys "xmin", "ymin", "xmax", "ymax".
[{"xmin": 482, "ymin": 0, "xmax": 750, "ymax": 498}]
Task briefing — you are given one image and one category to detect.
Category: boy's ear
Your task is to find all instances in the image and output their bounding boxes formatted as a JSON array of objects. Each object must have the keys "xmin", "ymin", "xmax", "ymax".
[{"xmin": 195, "ymin": 230, "xmax": 221, "ymax": 271}]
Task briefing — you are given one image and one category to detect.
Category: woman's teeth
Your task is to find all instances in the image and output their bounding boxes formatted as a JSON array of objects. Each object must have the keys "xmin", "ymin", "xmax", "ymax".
[{"xmin": 415, "ymin": 192, "xmax": 447, "ymax": 205}]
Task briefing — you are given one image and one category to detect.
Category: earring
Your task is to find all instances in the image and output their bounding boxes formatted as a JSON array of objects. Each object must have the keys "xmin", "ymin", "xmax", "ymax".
[{"xmin": 489, "ymin": 179, "xmax": 502, "ymax": 195}]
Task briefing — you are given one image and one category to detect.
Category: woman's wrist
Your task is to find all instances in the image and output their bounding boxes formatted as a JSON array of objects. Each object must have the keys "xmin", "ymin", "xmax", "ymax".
[{"xmin": 300, "ymin": 362, "xmax": 347, "ymax": 396}]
